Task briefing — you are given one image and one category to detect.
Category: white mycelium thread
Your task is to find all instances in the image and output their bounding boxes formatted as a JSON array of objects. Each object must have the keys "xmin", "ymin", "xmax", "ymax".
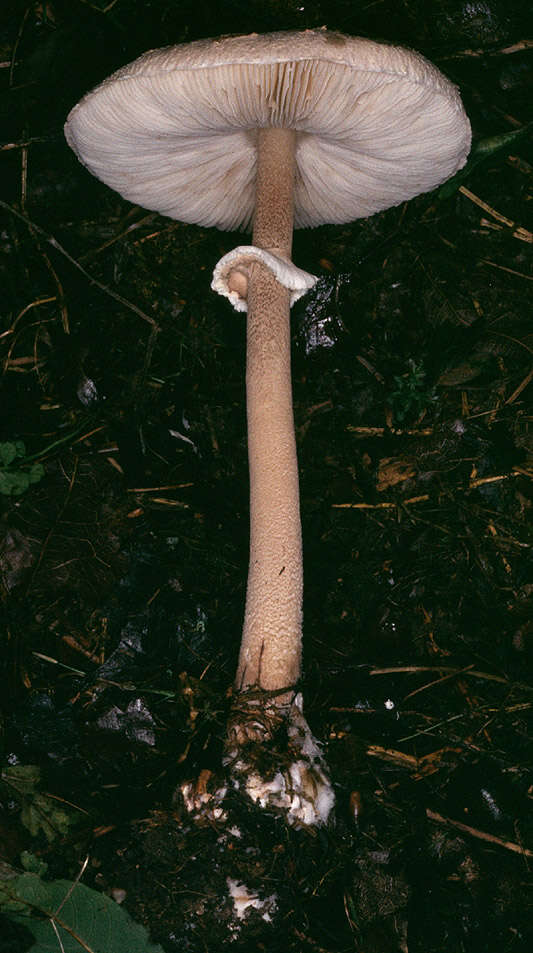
[{"xmin": 211, "ymin": 246, "xmax": 317, "ymax": 312}]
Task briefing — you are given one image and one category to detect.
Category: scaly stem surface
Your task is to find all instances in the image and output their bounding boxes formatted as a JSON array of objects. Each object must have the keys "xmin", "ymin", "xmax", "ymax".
[{"xmin": 235, "ymin": 127, "xmax": 302, "ymax": 696}]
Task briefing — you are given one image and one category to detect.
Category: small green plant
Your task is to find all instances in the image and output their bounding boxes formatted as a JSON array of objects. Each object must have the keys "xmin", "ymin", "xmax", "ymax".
[
  {"xmin": 0, "ymin": 771, "xmax": 165, "ymax": 952},
  {"xmin": 1, "ymin": 764, "xmax": 78, "ymax": 843},
  {"xmin": 389, "ymin": 359, "xmax": 437, "ymax": 424},
  {"xmin": 0, "ymin": 441, "xmax": 45, "ymax": 496}
]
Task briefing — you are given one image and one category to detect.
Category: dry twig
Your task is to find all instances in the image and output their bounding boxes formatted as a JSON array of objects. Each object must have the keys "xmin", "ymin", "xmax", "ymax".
[{"xmin": 426, "ymin": 809, "xmax": 533, "ymax": 859}]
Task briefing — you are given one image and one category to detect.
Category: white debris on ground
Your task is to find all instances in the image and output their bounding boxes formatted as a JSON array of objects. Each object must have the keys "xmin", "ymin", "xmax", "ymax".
[
  {"xmin": 179, "ymin": 771, "xmax": 228, "ymax": 823},
  {"xmin": 226, "ymin": 877, "xmax": 278, "ymax": 927}
]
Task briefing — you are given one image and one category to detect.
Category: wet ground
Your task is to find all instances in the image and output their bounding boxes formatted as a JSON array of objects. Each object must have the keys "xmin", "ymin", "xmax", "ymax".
[{"xmin": 1, "ymin": 1, "xmax": 532, "ymax": 950}]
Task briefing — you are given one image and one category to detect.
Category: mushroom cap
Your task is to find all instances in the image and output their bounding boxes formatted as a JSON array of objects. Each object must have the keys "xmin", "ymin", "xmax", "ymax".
[{"xmin": 65, "ymin": 29, "xmax": 471, "ymax": 231}]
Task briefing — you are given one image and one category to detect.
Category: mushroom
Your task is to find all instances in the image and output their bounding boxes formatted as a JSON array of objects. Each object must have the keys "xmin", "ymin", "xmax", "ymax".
[{"xmin": 65, "ymin": 29, "xmax": 471, "ymax": 826}]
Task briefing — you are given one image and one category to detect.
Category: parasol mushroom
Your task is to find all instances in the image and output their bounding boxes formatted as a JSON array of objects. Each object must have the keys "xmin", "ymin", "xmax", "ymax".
[{"xmin": 65, "ymin": 29, "xmax": 471, "ymax": 826}]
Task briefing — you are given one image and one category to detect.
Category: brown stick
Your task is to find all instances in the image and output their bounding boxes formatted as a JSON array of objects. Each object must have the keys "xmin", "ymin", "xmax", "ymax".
[{"xmin": 426, "ymin": 809, "xmax": 533, "ymax": 859}]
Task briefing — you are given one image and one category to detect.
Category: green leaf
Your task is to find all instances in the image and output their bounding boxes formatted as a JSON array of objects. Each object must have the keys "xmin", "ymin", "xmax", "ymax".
[
  {"xmin": 20, "ymin": 852, "xmax": 48, "ymax": 877},
  {"xmin": 0, "ymin": 873, "xmax": 165, "ymax": 953},
  {"xmin": 0, "ymin": 469, "xmax": 26, "ymax": 495},
  {"xmin": 0, "ymin": 443, "xmax": 45, "ymax": 495},
  {"xmin": 0, "ymin": 441, "xmax": 25, "ymax": 466},
  {"xmin": 21, "ymin": 793, "xmax": 75, "ymax": 842},
  {"xmin": 2, "ymin": 765, "xmax": 78, "ymax": 843},
  {"xmin": 29, "ymin": 463, "xmax": 46, "ymax": 484},
  {"xmin": 0, "ymin": 871, "xmax": 50, "ymax": 917},
  {"xmin": 2, "ymin": 764, "xmax": 41, "ymax": 796}
]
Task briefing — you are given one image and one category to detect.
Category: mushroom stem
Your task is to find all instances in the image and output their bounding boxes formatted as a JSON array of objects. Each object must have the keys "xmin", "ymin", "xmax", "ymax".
[{"xmin": 235, "ymin": 127, "xmax": 302, "ymax": 696}]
